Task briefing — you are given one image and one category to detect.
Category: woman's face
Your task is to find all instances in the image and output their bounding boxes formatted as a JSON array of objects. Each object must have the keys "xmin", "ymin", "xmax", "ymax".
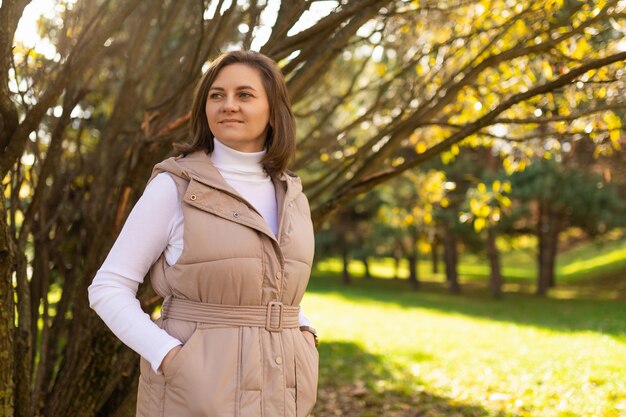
[{"xmin": 206, "ymin": 63, "xmax": 271, "ymax": 153}]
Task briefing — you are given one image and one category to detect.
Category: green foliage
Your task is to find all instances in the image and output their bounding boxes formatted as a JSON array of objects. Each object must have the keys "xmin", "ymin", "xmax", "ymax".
[{"xmin": 509, "ymin": 158, "xmax": 626, "ymax": 236}]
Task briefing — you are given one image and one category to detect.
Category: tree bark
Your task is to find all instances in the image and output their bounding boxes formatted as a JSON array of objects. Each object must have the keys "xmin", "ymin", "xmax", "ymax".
[
  {"xmin": 536, "ymin": 199, "xmax": 561, "ymax": 295},
  {"xmin": 0, "ymin": 183, "xmax": 14, "ymax": 417},
  {"xmin": 407, "ymin": 227, "xmax": 419, "ymax": 289},
  {"xmin": 442, "ymin": 224, "xmax": 460, "ymax": 294},
  {"xmin": 486, "ymin": 228, "xmax": 503, "ymax": 299},
  {"xmin": 361, "ymin": 257, "xmax": 371, "ymax": 279},
  {"xmin": 341, "ymin": 237, "xmax": 351, "ymax": 285},
  {"xmin": 431, "ymin": 237, "xmax": 439, "ymax": 274},
  {"xmin": 392, "ymin": 255, "xmax": 400, "ymax": 280}
]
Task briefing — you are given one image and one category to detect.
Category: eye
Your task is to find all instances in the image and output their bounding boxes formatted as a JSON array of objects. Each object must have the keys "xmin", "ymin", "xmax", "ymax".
[
  {"xmin": 240, "ymin": 92, "xmax": 253, "ymax": 98},
  {"xmin": 208, "ymin": 93, "xmax": 222, "ymax": 99}
]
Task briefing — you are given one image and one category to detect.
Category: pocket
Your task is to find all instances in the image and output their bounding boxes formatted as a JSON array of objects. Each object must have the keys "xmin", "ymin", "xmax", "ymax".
[
  {"xmin": 300, "ymin": 331, "xmax": 318, "ymax": 352},
  {"xmin": 295, "ymin": 331, "xmax": 319, "ymax": 417},
  {"xmin": 162, "ymin": 328, "xmax": 201, "ymax": 381},
  {"xmin": 136, "ymin": 357, "xmax": 165, "ymax": 417},
  {"xmin": 239, "ymin": 390, "xmax": 262, "ymax": 417},
  {"xmin": 163, "ymin": 326, "xmax": 240, "ymax": 416}
]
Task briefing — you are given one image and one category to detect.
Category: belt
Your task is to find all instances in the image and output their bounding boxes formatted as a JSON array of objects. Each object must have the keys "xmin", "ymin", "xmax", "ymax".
[{"xmin": 161, "ymin": 298, "xmax": 300, "ymax": 332}]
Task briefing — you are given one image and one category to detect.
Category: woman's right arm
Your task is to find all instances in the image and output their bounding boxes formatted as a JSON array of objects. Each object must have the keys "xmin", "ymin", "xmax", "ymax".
[{"xmin": 88, "ymin": 173, "xmax": 183, "ymax": 374}]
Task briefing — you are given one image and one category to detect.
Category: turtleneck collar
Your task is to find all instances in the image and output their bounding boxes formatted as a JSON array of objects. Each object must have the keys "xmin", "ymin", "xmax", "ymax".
[{"xmin": 210, "ymin": 138, "xmax": 269, "ymax": 182}]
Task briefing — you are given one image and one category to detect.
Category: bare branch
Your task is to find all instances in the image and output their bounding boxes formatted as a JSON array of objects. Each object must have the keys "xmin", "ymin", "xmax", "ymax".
[{"xmin": 0, "ymin": 0, "xmax": 144, "ymax": 178}]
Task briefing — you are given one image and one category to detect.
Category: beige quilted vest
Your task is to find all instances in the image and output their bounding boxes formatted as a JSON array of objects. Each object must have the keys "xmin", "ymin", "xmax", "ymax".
[{"xmin": 135, "ymin": 150, "xmax": 318, "ymax": 417}]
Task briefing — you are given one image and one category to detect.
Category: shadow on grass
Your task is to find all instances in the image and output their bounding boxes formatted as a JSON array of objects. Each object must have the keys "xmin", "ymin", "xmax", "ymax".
[
  {"xmin": 307, "ymin": 270, "xmax": 626, "ymax": 341},
  {"xmin": 313, "ymin": 340, "xmax": 517, "ymax": 417}
]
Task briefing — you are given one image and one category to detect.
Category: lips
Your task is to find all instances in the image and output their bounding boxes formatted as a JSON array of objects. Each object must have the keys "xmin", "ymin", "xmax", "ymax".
[{"xmin": 220, "ymin": 119, "xmax": 243, "ymax": 123}]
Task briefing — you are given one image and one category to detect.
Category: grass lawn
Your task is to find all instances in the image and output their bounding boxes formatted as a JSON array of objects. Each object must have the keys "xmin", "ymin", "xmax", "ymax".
[
  {"xmin": 315, "ymin": 236, "xmax": 626, "ymax": 299},
  {"xmin": 303, "ymin": 239, "xmax": 626, "ymax": 416}
]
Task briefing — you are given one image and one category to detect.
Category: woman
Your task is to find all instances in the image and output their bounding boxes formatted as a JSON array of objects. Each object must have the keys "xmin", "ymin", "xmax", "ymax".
[{"xmin": 88, "ymin": 50, "xmax": 318, "ymax": 417}]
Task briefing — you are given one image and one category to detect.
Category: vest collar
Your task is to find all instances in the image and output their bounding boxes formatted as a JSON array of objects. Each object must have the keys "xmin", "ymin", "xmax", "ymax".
[{"xmin": 150, "ymin": 149, "xmax": 303, "ymax": 243}]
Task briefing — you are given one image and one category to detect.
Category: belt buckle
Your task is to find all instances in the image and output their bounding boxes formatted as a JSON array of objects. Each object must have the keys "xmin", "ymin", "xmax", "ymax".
[{"xmin": 265, "ymin": 301, "xmax": 283, "ymax": 332}]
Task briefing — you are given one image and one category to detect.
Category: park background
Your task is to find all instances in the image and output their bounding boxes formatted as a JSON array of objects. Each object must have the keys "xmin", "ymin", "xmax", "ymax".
[{"xmin": 1, "ymin": 0, "xmax": 625, "ymax": 416}]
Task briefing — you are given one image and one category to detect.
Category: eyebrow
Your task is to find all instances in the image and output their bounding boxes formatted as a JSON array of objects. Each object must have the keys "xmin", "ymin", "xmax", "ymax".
[{"xmin": 209, "ymin": 85, "xmax": 257, "ymax": 91}]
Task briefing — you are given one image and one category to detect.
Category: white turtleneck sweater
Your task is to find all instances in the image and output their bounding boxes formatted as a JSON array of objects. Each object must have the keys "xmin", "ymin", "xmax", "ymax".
[{"xmin": 88, "ymin": 138, "xmax": 312, "ymax": 374}]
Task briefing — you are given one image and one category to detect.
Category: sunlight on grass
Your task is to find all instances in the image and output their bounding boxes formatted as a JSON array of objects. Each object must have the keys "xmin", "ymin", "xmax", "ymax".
[
  {"xmin": 560, "ymin": 245, "xmax": 626, "ymax": 276},
  {"xmin": 316, "ymin": 238, "xmax": 626, "ymax": 287},
  {"xmin": 301, "ymin": 278, "xmax": 626, "ymax": 417}
]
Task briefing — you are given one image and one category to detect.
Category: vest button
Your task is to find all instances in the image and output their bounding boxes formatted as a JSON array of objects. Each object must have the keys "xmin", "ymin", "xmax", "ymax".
[
  {"xmin": 233, "ymin": 211, "xmax": 240, "ymax": 218},
  {"xmin": 190, "ymin": 194, "xmax": 197, "ymax": 201},
  {"xmin": 275, "ymin": 356, "xmax": 282, "ymax": 365},
  {"xmin": 276, "ymin": 271, "xmax": 282, "ymax": 280}
]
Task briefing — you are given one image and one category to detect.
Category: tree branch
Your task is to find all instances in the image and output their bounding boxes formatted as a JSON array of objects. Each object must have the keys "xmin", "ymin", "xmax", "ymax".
[{"xmin": 311, "ymin": 50, "xmax": 626, "ymax": 225}]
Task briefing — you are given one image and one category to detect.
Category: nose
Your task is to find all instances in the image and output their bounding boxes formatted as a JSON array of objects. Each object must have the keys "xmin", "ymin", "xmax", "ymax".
[{"xmin": 221, "ymin": 95, "xmax": 239, "ymax": 113}]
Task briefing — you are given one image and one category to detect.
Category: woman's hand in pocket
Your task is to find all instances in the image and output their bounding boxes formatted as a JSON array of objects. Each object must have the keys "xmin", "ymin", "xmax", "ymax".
[
  {"xmin": 301, "ymin": 329, "xmax": 316, "ymax": 348},
  {"xmin": 159, "ymin": 344, "xmax": 182, "ymax": 374}
]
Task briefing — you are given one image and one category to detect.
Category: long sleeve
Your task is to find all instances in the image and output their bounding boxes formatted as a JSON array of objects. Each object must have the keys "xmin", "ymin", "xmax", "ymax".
[
  {"xmin": 299, "ymin": 309, "xmax": 312, "ymax": 327},
  {"xmin": 88, "ymin": 173, "xmax": 183, "ymax": 373}
]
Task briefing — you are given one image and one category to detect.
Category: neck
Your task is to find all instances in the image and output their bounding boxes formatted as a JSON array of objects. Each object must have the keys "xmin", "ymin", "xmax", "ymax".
[{"xmin": 210, "ymin": 138, "xmax": 268, "ymax": 181}]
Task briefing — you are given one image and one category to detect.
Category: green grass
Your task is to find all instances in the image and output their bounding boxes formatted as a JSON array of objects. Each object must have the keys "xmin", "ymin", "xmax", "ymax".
[{"xmin": 304, "ymin": 239, "xmax": 626, "ymax": 417}]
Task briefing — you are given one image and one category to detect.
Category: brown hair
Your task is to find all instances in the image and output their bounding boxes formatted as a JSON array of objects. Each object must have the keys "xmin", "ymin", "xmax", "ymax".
[{"xmin": 175, "ymin": 50, "xmax": 296, "ymax": 177}]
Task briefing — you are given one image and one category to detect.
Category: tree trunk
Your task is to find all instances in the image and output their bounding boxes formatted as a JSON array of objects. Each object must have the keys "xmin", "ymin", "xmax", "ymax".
[
  {"xmin": 442, "ymin": 224, "xmax": 460, "ymax": 294},
  {"xmin": 407, "ymin": 255, "xmax": 418, "ymax": 289},
  {"xmin": 486, "ymin": 228, "xmax": 502, "ymax": 299},
  {"xmin": 431, "ymin": 237, "xmax": 439, "ymax": 274},
  {"xmin": 14, "ymin": 249, "xmax": 32, "ymax": 417},
  {"xmin": 536, "ymin": 200, "xmax": 561, "ymax": 295},
  {"xmin": 361, "ymin": 257, "xmax": 371, "ymax": 279},
  {"xmin": 0, "ymin": 185, "xmax": 15, "ymax": 417},
  {"xmin": 341, "ymin": 238, "xmax": 351, "ymax": 285},
  {"xmin": 547, "ymin": 212, "xmax": 561, "ymax": 288},
  {"xmin": 392, "ymin": 255, "xmax": 400, "ymax": 280},
  {"xmin": 407, "ymin": 227, "xmax": 419, "ymax": 289}
]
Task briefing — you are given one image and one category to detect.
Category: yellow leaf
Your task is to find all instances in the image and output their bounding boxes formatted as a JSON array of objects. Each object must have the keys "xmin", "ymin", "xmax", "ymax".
[
  {"xmin": 503, "ymin": 158, "xmax": 512, "ymax": 174},
  {"xmin": 571, "ymin": 38, "xmax": 590, "ymax": 60},
  {"xmin": 441, "ymin": 152, "xmax": 454, "ymax": 164},
  {"xmin": 542, "ymin": 61, "xmax": 553, "ymax": 79},
  {"xmin": 610, "ymin": 129, "xmax": 620, "ymax": 145},
  {"xmin": 603, "ymin": 112, "xmax": 622, "ymax": 130},
  {"xmin": 376, "ymin": 63, "xmax": 387, "ymax": 77},
  {"xmin": 470, "ymin": 198, "xmax": 481, "ymax": 213},
  {"xmin": 474, "ymin": 217, "xmax": 486, "ymax": 232},
  {"xmin": 513, "ymin": 20, "xmax": 527, "ymax": 37}
]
